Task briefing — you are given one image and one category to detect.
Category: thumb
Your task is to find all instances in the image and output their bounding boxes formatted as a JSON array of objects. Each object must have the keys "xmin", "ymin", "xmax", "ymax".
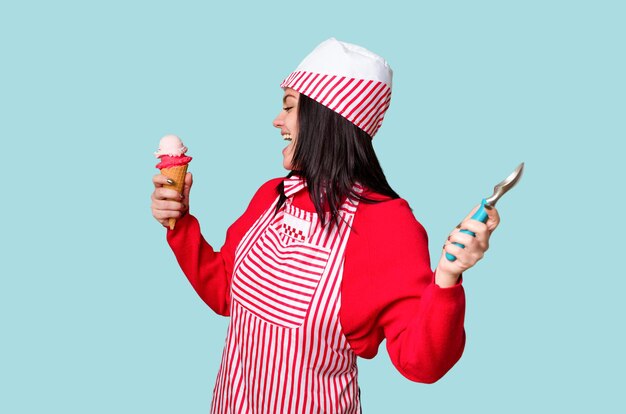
[
  {"xmin": 183, "ymin": 172, "xmax": 193, "ymax": 200},
  {"xmin": 483, "ymin": 204, "xmax": 500, "ymax": 233}
]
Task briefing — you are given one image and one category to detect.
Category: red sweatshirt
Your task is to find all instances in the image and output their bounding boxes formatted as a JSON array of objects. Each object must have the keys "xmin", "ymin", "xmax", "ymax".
[{"xmin": 166, "ymin": 178, "xmax": 466, "ymax": 383}]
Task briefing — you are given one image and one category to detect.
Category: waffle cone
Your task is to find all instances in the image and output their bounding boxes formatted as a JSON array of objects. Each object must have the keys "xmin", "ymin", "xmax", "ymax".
[{"xmin": 160, "ymin": 164, "xmax": 188, "ymax": 230}]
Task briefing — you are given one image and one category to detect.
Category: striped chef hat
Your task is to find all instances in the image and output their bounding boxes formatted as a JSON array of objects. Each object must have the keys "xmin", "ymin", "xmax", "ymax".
[{"xmin": 280, "ymin": 38, "xmax": 393, "ymax": 138}]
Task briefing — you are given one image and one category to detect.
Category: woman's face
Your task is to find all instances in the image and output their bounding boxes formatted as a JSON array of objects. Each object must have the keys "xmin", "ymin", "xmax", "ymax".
[{"xmin": 273, "ymin": 88, "xmax": 299, "ymax": 170}]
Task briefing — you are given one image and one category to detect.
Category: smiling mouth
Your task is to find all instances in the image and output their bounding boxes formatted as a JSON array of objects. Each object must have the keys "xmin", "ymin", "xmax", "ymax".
[{"xmin": 282, "ymin": 133, "xmax": 292, "ymax": 141}]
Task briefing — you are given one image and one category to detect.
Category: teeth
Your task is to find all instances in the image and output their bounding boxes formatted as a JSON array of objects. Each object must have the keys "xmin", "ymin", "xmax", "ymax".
[{"xmin": 282, "ymin": 134, "xmax": 292, "ymax": 141}]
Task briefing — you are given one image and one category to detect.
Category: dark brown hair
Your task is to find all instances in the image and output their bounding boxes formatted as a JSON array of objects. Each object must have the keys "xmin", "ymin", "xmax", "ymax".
[{"xmin": 275, "ymin": 93, "xmax": 399, "ymax": 227}]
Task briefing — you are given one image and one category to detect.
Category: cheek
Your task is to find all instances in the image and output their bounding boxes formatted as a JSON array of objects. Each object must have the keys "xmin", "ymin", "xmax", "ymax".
[{"xmin": 288, "ymin": 113, "xmax": 298, "ymax": 134}]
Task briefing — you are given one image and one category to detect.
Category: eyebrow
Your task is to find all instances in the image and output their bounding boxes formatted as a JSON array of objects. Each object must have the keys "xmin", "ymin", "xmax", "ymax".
[{"xmin": 283, "ymin": 94, "xmax": 297, "ymax": 104}]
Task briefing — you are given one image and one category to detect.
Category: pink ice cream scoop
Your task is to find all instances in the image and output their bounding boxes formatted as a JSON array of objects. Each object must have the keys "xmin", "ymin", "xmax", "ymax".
[{"xmin": 155, "ymin": 134, "xmax": 192, "ymax": 169}]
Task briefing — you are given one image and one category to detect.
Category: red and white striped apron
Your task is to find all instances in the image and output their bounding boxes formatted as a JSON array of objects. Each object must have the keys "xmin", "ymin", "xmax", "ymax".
[{"xmin": 211, "ymin": 177, "xmax": 361, "ymax": 413}]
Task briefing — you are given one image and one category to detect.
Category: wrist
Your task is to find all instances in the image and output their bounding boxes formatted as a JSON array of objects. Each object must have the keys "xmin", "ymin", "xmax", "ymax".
[{"xmin": 435, "ymin": 267, "xmax": 461, "ymax": 288}]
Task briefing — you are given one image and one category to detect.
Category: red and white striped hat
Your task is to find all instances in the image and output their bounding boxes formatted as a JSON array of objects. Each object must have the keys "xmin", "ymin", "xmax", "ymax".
[{"xmin": 280, "ymin": 38, "xmax": 393, "ymax": 138}]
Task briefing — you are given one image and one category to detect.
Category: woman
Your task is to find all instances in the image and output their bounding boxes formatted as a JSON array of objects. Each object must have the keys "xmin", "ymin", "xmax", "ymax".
[{"xmin": 151, "ymin": 38, "xmax": 499, "ymax": 413}]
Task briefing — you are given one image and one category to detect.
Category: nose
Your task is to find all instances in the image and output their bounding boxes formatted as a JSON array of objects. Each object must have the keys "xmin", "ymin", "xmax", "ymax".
[{"xmin": 273, "ymin": 111, "xmax": 284, "ymax": 129}]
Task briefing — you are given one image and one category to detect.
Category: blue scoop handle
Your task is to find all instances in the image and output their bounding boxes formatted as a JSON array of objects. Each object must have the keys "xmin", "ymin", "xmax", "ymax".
[{"xmin": 446, "ymin": 199, "xmax": 489, "ymax": 262}]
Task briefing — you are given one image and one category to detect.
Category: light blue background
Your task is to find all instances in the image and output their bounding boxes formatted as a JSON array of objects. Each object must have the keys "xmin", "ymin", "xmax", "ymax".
[{"xmin": 1, "ymin": 0, "xmax": 624, "ymax": 412}]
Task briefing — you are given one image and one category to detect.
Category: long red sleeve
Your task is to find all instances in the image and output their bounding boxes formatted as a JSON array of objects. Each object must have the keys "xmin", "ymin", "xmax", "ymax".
[
  {"xmin": 341, "ymin": 197, "xmax": 466, "ymax": 383},
  {"xmin": 166, "ymin": 178, "xmax": 282, "ymax": 315}
]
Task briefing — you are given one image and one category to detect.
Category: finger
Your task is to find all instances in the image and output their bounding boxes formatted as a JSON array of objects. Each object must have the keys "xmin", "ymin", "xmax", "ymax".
[
  {"xmin": 151, "ymin": 203, "xmax": 186, "ymax": 224},
  {"xmin": 460, "ymin": 219, "xmax": 488, "ymax": 237},
  {"xmin": 153, "ymin": 173, "xmax": 172, "ymax": 187},
  {"xmin": 451, "ymin": 204, "xmax": 479, "ymax": 232},
  {"xmin": 152, "ymin": 207, "xmax": 183, "ymax": 221},
  {"xmin": 451, "ymin": 232, "xmax": 487, "ymax": 257},
  {"xmin": 459, "ymin": 221, "xmax": 491, "ymax": 251},
  {"xmin": 445, "ymin": 237, "xmax": 482, "ymax": 261},
  {"xmin": 152, "ymin": 208, "xmax": 180, "ymax": 219},
  {"xmin": 152, "ymin": 187, "xmax": 184, "ymax": 201},
  {"xmin": 449, "ymin": 231, "xmax": 475, "ymax": 247},
  {"xmin": 152, "ymin": 198, "xmax": 186, "ymax": 212},
  {"xmin": 445, "ymin": 240, "xmax": 481, "ymax": 268},
  {"xmin": 151, "ymin": 213, "xmax": 169, "ymax": 227},
  {"xmin": 449, "ymin": 225, "xmax": 490, "ymax": 257},
  {"xmin": 443, "ymin": 243, "xmax": 466, "ymax": 262}
]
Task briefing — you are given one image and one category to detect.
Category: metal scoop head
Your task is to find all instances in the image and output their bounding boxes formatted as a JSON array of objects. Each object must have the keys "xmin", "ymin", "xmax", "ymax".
[{"xmin": 484, "ymin": 162, "xmax": 524, "ymax": 207}]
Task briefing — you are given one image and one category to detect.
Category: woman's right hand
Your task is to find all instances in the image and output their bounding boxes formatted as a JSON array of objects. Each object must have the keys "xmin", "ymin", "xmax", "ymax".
[{"xmin": 151, "ymin": 172, "xmax": 193, "ymax": 227}]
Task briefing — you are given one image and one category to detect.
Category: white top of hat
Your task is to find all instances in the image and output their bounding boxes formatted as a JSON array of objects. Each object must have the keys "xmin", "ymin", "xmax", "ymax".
[{"xmin": 294, "ymin": 38, "xmax": 393, "ymax": 88}]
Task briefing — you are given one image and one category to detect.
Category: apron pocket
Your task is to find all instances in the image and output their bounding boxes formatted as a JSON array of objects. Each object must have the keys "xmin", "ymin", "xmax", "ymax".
[{"xmin": 232, "ymin": 225, "xmax": 330, "ymax": 328}]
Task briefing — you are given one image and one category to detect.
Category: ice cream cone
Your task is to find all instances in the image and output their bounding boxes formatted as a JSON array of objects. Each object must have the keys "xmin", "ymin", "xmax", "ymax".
[
  {"xmin": 155, "ymin": 134, "xmax": 192, "ymax": 230},
  {"xmin": 160, "ymin": 164, "xmax": 188, "ymax": 230}
]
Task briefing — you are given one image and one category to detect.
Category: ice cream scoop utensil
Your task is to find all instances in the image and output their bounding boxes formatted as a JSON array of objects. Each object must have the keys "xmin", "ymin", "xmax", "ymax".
[{"xmin": 446, "ymin": 162, "xmax": 524, "ymax": 262}]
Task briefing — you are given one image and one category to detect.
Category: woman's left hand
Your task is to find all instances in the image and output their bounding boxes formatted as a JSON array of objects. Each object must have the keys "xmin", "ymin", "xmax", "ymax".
[{"xmin": 435, "ymin": 205, "xmax": 500, "ymax": 287}]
